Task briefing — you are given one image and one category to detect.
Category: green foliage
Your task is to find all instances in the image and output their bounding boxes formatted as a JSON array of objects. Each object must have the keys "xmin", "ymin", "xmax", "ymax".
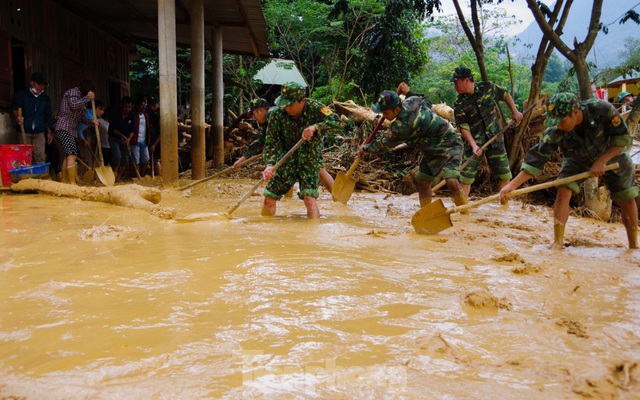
[
  {"xmin": 415, "ymin": 10, "xmax": 529, "ymax": 107},
  {"xmin": 262, "ymin": 0, "xmax": 435, "ymax": 103}
]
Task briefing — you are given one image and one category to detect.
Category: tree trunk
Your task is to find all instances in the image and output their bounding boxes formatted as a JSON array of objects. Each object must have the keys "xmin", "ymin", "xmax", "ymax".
[{"xmin": 574, "ymin": 55, "xmax": 594, "ymax": 99}]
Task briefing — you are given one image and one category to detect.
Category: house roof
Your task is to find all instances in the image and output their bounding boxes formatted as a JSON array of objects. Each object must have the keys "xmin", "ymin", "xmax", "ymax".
[
  {"xmin": 58, "ymin": 0, "xmax": 271, "ymax": 57},
  {"xmin": 254, "ymin": 59, "xmax": 308, "ymax": 86},
  {"xmin": 607, "ymin": 70, "xmax": 640, "ymax": 86}
]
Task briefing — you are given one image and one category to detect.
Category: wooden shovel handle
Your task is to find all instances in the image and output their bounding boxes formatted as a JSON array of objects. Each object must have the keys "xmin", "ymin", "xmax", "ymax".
[
  {"xmin": 226, "ymin": 138, "xmax": 306, "ymax": 216},
  {"xmin": 18, "ymin": 107, "xmax": 27, "ymax": 144},
  {"xmin": 450, "ymin": 162, "xmax": 620, "ymax": 214},
  {"xmin": 432, "ymin": 102, "xmax": 537, "ymax": 192},
  {"xmin": 91, "ymin": 99, "xmax": 106, "ymax": 166},
  {"xmin": 178, "ymin": 153, "xmax": 262, "ymax": 191}
]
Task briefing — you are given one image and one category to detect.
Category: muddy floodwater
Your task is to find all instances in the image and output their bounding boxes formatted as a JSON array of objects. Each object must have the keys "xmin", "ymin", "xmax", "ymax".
[{"xmin": 1, "ymin": 178, "xmax": 639, "ymax": 399}]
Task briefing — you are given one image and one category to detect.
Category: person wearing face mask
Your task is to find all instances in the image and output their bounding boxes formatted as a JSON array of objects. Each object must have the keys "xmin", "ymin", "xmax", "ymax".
[
  {"xmin": 499, "ymin": 92, "xmax": 638, "ymax": 250},
  {"xmin": 10, "ymin": 72, "xmax": 54, "ymax": 164}
]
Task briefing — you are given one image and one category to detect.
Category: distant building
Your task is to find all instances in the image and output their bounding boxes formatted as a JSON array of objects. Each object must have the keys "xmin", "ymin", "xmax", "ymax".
[{"xmin": 605, "ymin": 70, "xmax": 639, "ymax": 104}]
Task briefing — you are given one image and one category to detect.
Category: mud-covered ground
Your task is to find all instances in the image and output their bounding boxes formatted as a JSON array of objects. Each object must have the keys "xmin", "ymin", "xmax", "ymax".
[{"xmin": 1, "ymin": 176, "xmax": 639, "ymax": 399}]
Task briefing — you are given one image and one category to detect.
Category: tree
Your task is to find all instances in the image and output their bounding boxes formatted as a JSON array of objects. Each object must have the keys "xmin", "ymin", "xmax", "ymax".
[
  {"xmin": 508, "ymin": 0, "xmax": 572, "ymax": 168},
  {"xmin": 324, "ymin": 0, "xmax": 384, "ymax": 100},
  {"xmin": 526, "ymin": 0, "xmax": 601, "ymax": 100},
  {"xmin": 451, "ymin": 0, "xmax": 491, "ymax": 81},
  {"xmin": 417, "ymin": 9, "xmax": 526, "ymax": 106},
  {"xmin": 263, "ymin": 0, "xmax": 331, "ymax": 94}
]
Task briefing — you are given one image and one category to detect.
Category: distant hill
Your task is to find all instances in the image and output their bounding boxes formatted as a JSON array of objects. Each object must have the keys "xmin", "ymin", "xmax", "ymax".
[{"xmin": 513, "ymin": 0, "xmax": 640, "ymax": 68}]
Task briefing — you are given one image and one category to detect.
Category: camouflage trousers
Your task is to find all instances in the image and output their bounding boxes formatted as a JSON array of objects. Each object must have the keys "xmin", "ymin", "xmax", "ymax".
[
  {"xmin": 416, "ymin": 135, "xmax": 464, "ymax": 182},
  {"xmin": 559, "ymin": 152, "xmax": 638, "ymax": 202},
  {"xmin": 264, "ymin": 152, "xmax": 321, "ymax": 200},
  {"xmin": 460, "ymin": 133, "xmax": 512, "ymax": 184}
]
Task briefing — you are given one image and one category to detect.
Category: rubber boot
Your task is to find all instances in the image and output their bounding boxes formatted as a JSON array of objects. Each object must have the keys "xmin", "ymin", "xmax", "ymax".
[
  {"xmin": 66, "ymin": 164, "xmax": 78, "ymax": 186},
  {"xmin": 60, "ymin": 168, "xmax": 69, "ymax": 184},
  {"xmin": 419, "ymin": 196, "xmax": 432, "ymax": 208},
  {"xmin": 552, "ymin": 220, "xmax": 565, "ymax": 249},
  {"xmin": 452, "ymin": 191, "xmax": 469, "ymax": 215},
  {"xmin": 627, "ymin": 226, "xmax": 638, "ymax": 249}
]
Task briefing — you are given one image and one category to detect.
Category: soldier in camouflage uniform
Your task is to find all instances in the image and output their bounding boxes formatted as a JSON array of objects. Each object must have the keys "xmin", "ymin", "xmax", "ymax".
[
  {"xmin": 499, "ymin": 92, "xmax": 638, "ymax": 249},
  {"xmin": 233, "ymin": 98, "xmax": 271, "ymax": 168},
  {"xmin": 452, "ymin": 66, "xmax": 523, "ymax": 197},
  {"xmin": 234, "ymin": 97, "xmax": 334, "ymax": 191},
  {"xmin": 359, "ymin": 89, "xmax": 468, "ymax": 208},
  {"xmin": 262, "ymin": 82, "xmax": 344, "ymax": 218}
]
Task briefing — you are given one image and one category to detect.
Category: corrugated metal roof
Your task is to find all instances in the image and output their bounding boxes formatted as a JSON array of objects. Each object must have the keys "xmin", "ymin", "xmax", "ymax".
[
  {"xmin": 607, "ymin": 70, "xmax": 640, "ymax": 86},
  {"xmin": 57, "ymin": 0, "xmax": 271, "ymax": 57},
  {"xmin": 254, "ymin": 59, "xmax": 307, "ymax": 86}
]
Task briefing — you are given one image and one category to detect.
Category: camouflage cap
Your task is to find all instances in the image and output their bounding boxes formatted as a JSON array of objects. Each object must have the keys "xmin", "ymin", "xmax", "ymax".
[
  {"xmin": 545, "ymin": 92, "xmax": 579, "ymax": 127},
  {"xmin": 372, "ymin": 90, "xmax": 401, "ymax": 113},
  {"xmin": 249, "ymin": 98, "xmax": 269, "ymax": 110},
  {"xmin": 275, "ymin": 82, "xmax": 306, "ymax": 107},
  {"xmin": 616, "ymin": 91, "xmax": 632, "ymax": 103},
  {"xmin": 450, "ymin": 66, "xmax": 473, "ymax": 82}
]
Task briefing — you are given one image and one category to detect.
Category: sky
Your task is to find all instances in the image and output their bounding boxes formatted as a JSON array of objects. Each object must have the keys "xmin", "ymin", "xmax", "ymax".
[{"xmin": 434, "ymin": 0, "xmax": 548, "ymax": 36}]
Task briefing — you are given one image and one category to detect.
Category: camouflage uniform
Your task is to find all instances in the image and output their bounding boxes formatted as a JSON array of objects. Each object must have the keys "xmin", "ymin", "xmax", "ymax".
[
  {"xmin": 242, "ymin": 106, "xmax": 273, "ymax": 159},
  {"xmin": 454, "ymin": 81, "xmax": 513, "ymax": 184},
  {"xmin": 263, "ymin": 98, "xmax": 343, "ymax": 200},
  {"xmin": 364, "ymin": 96, "xmax": 463, "ymax": 182},
  {"xmin": 522, "ymin": 96, "xmax": 638, "ymax": 202}
]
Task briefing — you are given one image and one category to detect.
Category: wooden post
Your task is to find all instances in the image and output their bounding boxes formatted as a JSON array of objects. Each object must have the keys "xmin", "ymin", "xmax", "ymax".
[
  {"xmin": 190, "ymin": 0, "xmax": 206, "ymax": 180},
  {"xmin": 158, "ymin": 0, "xmax": 179, "ymax": 185},
  {"xmin": 211, "ymin": 26, "xmax": 224, "ymax": 167}
]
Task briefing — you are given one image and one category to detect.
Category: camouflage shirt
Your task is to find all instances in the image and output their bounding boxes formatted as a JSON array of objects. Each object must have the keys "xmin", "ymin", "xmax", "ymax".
[
  {"xmin": 522, "ymin": 99, "xmax": 632, "ymax": 176},
  {"xmin": 454, "ymin": 81, "xmax": 508, "ymax": 139},
  {"xmin": 243, "ymin": 107, "xmax": 275, "ymax": 159},
  {"xmin": 363, "ymin": 96, "xmax": 458, "ymax": 153},
  {"xmin": 263, "ymin": 98, "xmax": 343, "ymax": 167}
]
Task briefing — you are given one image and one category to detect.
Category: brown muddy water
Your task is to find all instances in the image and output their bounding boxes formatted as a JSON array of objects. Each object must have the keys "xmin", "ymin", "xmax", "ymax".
[{"xmin": 1, "ymin": 179, "xmax": 639, "ymax": 399}]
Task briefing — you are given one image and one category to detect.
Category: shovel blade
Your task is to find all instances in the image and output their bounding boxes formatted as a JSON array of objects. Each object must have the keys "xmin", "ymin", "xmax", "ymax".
[
  {"xmin": 95, "ymin": 165, "xmax": 116, "ymax": 186},
  {"xmin": 332, "ymin": 171, "xmax": 356, "ymax": 204},
  {"xmin": 411, "ymin": 199, "xmax": 453, "ymax": 234},
  {"xmin": 82, "ymin": 170, "xmax": 95, "ymax": 183}
]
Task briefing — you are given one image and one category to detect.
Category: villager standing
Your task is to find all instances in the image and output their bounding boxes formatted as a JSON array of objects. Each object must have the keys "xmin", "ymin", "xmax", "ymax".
[
  {"xmin": 261, "ymin": 82, "xmax": 343, "ymax": 218},
  {"xmin": 10, "ymin": 72, "xmax": 53, "ymax": 164},
  {"xmin": 499, "ymin": 93, "xmax": 638, "ymax": 249},
  {"xmin": 108, "ymin": 96, "xmax": 134, "ymax": 180},
  {"xmin": 53, "ymin": 79, "xmax": 97, "ymax": 184},
  {"xmin": 130, "ymin": 96, "xmax": 152, "ymax": 176},
  {"xmin": 359, "ymin": 85, "xmax": 468, "ymax": 209},
  {"xmin": 452, "ymin": 66, "xmax": 523, "ymax": 197}
]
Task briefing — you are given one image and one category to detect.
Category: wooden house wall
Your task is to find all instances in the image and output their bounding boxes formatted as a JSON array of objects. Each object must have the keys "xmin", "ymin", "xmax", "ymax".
[{"xmin": 0, "ymin": 0, "xmax": 131, "ymax": 142}]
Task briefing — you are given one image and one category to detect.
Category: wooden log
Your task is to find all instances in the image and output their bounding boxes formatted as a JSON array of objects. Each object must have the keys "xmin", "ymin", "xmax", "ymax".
[{"xmin": 10, "ymin": 179, "xmax": 176, "ymax": 219}]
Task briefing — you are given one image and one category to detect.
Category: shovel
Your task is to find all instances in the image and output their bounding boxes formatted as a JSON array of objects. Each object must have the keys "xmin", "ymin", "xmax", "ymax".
[
  {"xmin": 332, "ymin": 87, "xmax": 402, "ymax": 204},
  {"xmin": 431, "ymin": 102, "xmax": 537, "ymax": 193},
  {"xmin": 411, "ymin": 162, "xmax": 620, "ymax": 235},
  {"xmin": 225, "ymin": 138, "xmax": 305, "ymax": 217},
  {"xmin": 90, "ymin": 99, "xmax": 116, "ymax": 186},
  {"xmin": 178, "ymin": 153, "xmax": 261, "ymax": 191},
  {"xmin": 18, "ymin": 108, "xmax": 27, "ymax": 144},
  {"xmin": 125, "ymin": 143, "xmax": 144, "ymax": 181},
  {"xmin": 76, "ymin": 156, "xmax": 95, "ymax": 183}
]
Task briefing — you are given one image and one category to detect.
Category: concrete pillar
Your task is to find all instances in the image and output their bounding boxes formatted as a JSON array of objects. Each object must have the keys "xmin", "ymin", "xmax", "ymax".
[
  {"xmin": 211, "ymin": 27, "xmax": 224, "ymax": 167},
  {"xmin": 190, "ymin": 0, "xmax": 206, "ymax": 179},
  {"xmin": 158, "ymin": 0, "xmax": 179, "ymax": 185}
]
